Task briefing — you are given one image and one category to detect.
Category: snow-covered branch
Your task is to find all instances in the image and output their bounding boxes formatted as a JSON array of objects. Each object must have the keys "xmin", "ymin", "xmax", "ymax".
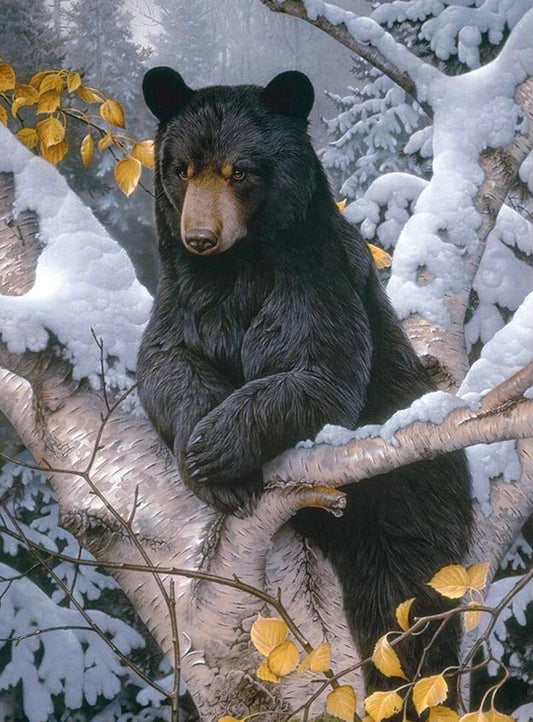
[
  {"xmin": 265, "ymin": 362, "xmax": 533, "ymax": 492},
  {"xmin": 259, "ymin": 0, "xmax": 435, "ymax": 113}
]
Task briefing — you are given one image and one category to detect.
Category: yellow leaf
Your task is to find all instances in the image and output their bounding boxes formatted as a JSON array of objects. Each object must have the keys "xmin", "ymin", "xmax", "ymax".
[
  {"xmin": 267, "ymin": 640, "xmax": 299, "ymax": 677},
  {"xmin": 132, "ymin": 139, "xmax": 155, "ymax": 169},
  {"xmin": 250, "ymin": 615, "xmax": 288, "ymax": 657},
  {"xmin": 327, "ymin": 685, "xmax": 357, "ymax": 722},
  {"xmin": 100, "ymin": 98, "xmax": 125, "ymax": 128},
  {"xmin": 463, "ymin": 601, "xmax": 483, "ymax": 632},
  {"xmin": 459, "ymin": 713, "xmax": 489, "ymax": 722},
  {"xmin": 37, "ymin": 89, "xmax": 60, "ymax": 114},
  {"xmin": 395, "ymin": 598, "xmax": 415, "ymax": 632},
  {"xmin": 372, "ymin": 635, "xmax": 407, "ymax": 680},
  {"xmin": 485, "ymin": 710, "xmax": 515, "ymax": 722},
  {"xmin": 36, "ymin": 116, "xmax": 65, "ymax": 148},
  {"xmin": 40, "ymin": 139, "xmax": 68, "ymax": 165},
  {"xmin": 77, "ymin": 85, "xmax": 104, "ymax": 104},
  {"xmin": 15, "ymin": 84, "xmax": 39, "ymax": 104},
  {"xmin": 11, "ymin": 97, "xmax": 27, "ymax": 117},
  {"xmin": 0, "ymin": 104, "xmax": 7, "ymax": 126},
  {"xmin": 298, "ymin": 642, "xmax": 331, "ymax": 674},
  {"xmin": 30, "ymin": 70, "xmax": 54, "ymax": 89},
  {"xmin": 364, "ymin": 691, "xmax": 403, "ymax": 722},
  {"xmin": 67, "ymin": 71, "xmax": 81, "ymax": 92},
  {"xmin": 428, "ymin": 707, "xmax": 460, "ymax": 722},
  {"xmin": 16, "ymin": 128, "xmax": 38, "ymax": 148},
  {"xmin": 219, "ymin": 718, "xmax": 242, "ymax": 722},
  {"xmin": 98, "ymin": 132, "xmax": 114, "ymax": 151},
  {"xmin": 413, "ymin": 675, "xmax": 448, "ymax": 715},
  {"xmin": 81, "ymin": 133, "xmax": 94, "ymax": 168},
  {"xmin": 0, "ymin": 63, "xmax": 16, "ymax": 91},
  {"xmin": 428, "ymin": 565, "xmax": 469, "ymax": 599},
  {"xmin": 467, "ymin": 562, "xmax": 490, "ymax": 591},
  {"xmin": 39, "ymin": 73, "xmax": 64, "ymax": 94},
  {"xmin": 256, "ymin": 661, "xmax": 280, "ymax": 684},
  {"xmin": 368, "ymin": 243, "xmax": 392, "ymax": 269},
  {"xmin": 336, "ymin": 198, "xmax": 347, "ymax": 211}
]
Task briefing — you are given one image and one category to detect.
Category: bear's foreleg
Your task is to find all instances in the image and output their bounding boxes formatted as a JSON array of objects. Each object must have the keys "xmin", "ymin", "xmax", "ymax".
[{"xmin": 184, "ymin": 369, "xmax": 366, "ymax": 513}]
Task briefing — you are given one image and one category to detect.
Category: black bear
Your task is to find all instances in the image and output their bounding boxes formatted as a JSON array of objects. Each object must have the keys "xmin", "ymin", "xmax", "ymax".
[{"xmin": 137, "ymin": 67, "xmax": 472, "ymax": 708}]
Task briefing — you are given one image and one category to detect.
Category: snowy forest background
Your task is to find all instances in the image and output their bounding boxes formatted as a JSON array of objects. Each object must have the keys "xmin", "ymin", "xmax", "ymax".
[{"xmin": 0, "ymin": 1, "xmax": 532, "ymax": 721}]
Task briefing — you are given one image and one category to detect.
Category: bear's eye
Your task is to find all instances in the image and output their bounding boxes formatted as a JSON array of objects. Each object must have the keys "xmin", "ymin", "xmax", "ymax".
[
  {"xmin": 177, "ymin": 165, "xmax": 188, "ymax": 180},
  {"xmin": 232, "ymin": 168, "xmax": 246, "ymax": 181}
]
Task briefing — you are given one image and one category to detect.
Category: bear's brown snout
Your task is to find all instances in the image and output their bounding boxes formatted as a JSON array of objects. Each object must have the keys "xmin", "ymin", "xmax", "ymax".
[{"xmin": 184, "ymin": 228, "xmax": 218, "ymax": 255}]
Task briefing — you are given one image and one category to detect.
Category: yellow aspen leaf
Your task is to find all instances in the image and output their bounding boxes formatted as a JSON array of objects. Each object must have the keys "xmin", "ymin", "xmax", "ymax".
[
  {"xmin": 368, "ymin": 243, "xmax": 392, "ymax": 269},
  {"xmin": 362, "ymin": 718, "xmax": 375, "ymax": 722},
  {"xmin": 256, "ymin": 661, "xmax": 281, "ymax": 684},
  {"xmin": 37, "ymin": 89, "xmax": 60, "ymax": 114},
  {"xmin": 250, "ymin": 615, "xmax": 288, "ymax": 656},
  {"xmin": 372, "ymin": 635, "xmax": 407, "ymax": 680},
  {"xmin": 36, "ymin": 116, "xmax": 65, "ymax": 148},
  {"xmin": 11, "ymin": 97, "xmax": 27, "ymax": 117},
  {"xmin": 16, "ymin": 128, "xmax": 38, "ymax": 148},
  {"xmin": 336, "ymin": 198, "xmax": 347, "ymax": 211},
  {"xmin": 30, "ymin": 70, "xmax": 54, "ymax": 89},
  {"xmin": 485, "ymin": 710, "xmax": 515, "ymax": 722},
  {"xmin": 132, "ymin": 139, "xmax": 155, "ymax": 169},
  {"xmin": 0, "ymin": 63, "xmax": 16, "ymax": 91},
  {"xmin": 267, "ymin": 640, "xmax": 299, "ymax": 676},
  {"xmin": 467, "ymin": 562, "xmax": 490, "ymax": 591},
  {"xmin": 15, "ymin": 84, "xmax": 39, "ymax": 104},
  {"xmin": 39, "ymin": 73, "xmax": 64, "ymax": 94},
  {"xmin": 298, "ymin": 642, "xmax": 331, "ymax": 674},
  {"xmin": 0, "ymin": 105, "xmax": 7, "ymax": 126},
  {"xmin": 364, "ymin": 691, "xmax": 403, "ymax": 721},
  {"xmin": 81, "ymin": 133, "xmax": 94, "ymax": 168},
  {"xmin": 115, "ymin": 157, "xmax": 141, "ymax": 196},
  {"xmin": 458, "ymin": 713, "xmax": 489, "ymax": 722},
  {"xmin": 428, "ymin": 707, "xmax": 460, "ymax": 722},
  {"xmin": 218, "ymin": 718, "xmax": 242, "ymax": 722},
  {"xmin": 463, "ymin": 601, "xmax": 483, "ymax": 632},
  {"xmin": 395, "ymin": 597, "xmax": 415, "ymax": 632},
  {"xmin": 413, "ymin": 675, "xmax": 448, "ymax": 715},
  {"xmin": 77, "ymin": 85, "xmax": 104, "ymax": 104},
  {"xmin": 327, "ymin": 685, "xmax": 357, "ymax": 722},
  {"xmin": 428, "ymin": 565, "xmax": 469, "ymax": 599},
  {"xmin": 40, "ymin": 139, "xmax": 68, "ymax": 165},
  {"xmin": 100, "ymin": 98, "xmax": 125, "ymax": 128},
  {"xmin": 98, "ymin": 132, "xmax": 114, "ymax": 151},
  {"xmin": 67, "ymin": 71, "xmax": 82, "ymax": 92}
]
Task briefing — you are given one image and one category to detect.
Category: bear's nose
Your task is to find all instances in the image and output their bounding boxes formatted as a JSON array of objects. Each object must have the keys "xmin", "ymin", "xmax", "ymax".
[{"xmin": 184, "ymin": 229, "xmax": 218, "ymax": 254}]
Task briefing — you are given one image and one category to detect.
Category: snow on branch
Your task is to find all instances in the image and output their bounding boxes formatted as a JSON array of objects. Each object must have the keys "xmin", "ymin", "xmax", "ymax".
[
  {"xmin": 259, "ymin": 0, "xmax": 436, "ymax": 112},
  {"xmin": 0, "ymin": 124, "xmax": 151, "ymax": 390},
  {"xmin": 264, "ymin": 361, "xmax": 533, "ymax": 492}
]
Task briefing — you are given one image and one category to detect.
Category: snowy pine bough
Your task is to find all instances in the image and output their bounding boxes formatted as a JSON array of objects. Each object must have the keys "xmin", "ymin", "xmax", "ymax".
[{"xmin": 0, "ymin": 0, "xmax": 532, "ymax": 720}]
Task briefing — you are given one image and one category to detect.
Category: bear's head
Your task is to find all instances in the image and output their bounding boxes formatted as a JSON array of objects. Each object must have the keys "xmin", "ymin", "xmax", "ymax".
[{"xmin": 143, "ymin": 67, "xmax": 318, "ymax": 257}]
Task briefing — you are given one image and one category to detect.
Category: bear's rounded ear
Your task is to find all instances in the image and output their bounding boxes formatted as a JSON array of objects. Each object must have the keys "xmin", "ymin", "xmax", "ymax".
[
  {"xmin": 263, "ymin": 71, "xmax": 314, "ymax": 119},
  {"xmin": 143, "ymin": 67, "xmax": 194, "ymax": 122}
]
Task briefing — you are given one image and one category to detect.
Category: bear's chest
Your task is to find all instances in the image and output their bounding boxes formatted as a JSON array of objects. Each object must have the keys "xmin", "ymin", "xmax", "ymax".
[{"xmin": 180, "ymin": 263, "xmax": 273, "ymax": 387}]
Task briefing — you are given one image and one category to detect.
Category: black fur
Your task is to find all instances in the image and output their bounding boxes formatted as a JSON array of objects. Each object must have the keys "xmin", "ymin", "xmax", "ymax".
[{"xmin": 137, "ymin": 70, "xmax": 472, "ymax": 708}]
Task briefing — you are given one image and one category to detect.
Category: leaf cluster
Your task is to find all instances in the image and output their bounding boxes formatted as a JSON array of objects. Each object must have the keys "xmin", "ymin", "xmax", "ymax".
[
  {"xmin": 218, "ymin": 562, "xmax": 518, "ymax": 722},
  {"xmin": 0, "ymin": 59, "xmax": 153, "ymax": 196}
]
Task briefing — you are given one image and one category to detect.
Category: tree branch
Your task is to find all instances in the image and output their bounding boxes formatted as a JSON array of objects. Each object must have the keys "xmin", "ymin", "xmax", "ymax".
[
  {"xmin": 259, "ymin": 0, "xmax": 433, "ymax": 115},
  {"xmin": 264, "ymin": 362, "xmax": 533, "ymax": 491}
]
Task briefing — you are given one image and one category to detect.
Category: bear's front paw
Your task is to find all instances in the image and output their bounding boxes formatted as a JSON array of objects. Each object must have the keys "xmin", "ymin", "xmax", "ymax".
[{"xmin": 185, "ymin": 415, "xmax": 254, "ymax": 487}]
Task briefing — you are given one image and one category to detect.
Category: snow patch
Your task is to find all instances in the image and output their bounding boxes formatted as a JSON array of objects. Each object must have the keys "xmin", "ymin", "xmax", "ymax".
[{"xmin": 0, "ymin": 125, "xmax": 152, "ymax": 388}]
